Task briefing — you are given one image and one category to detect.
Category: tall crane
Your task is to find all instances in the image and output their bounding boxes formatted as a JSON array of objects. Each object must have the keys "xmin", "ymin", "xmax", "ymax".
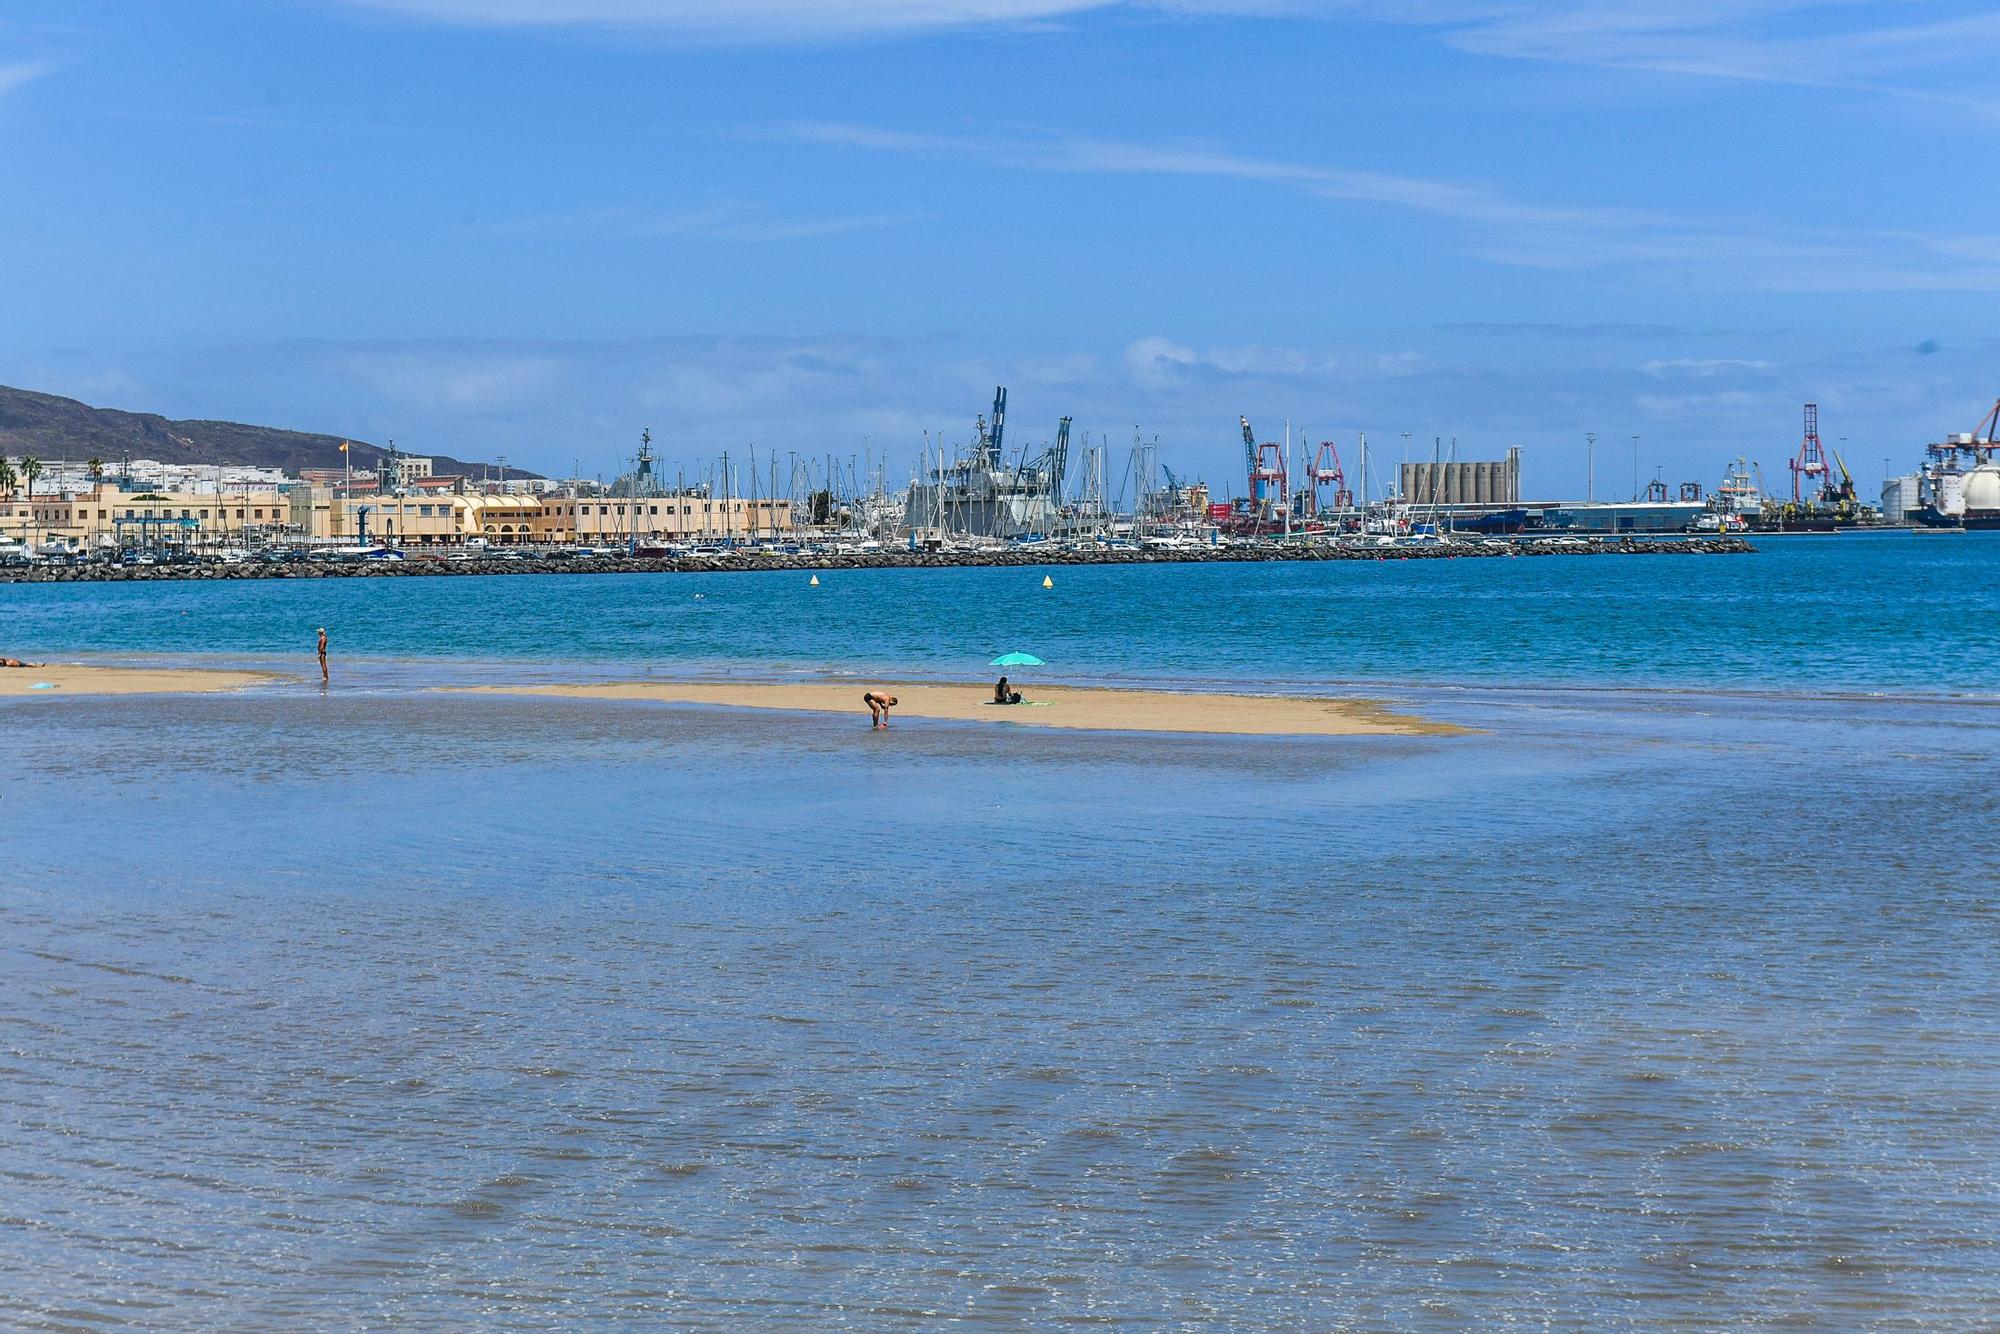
[
  {"xmin": 1828, "ymin": 450, "xmax": 1857, "ymax": 511},
  {"xmin": 1790, "ymin": 402, "xmax": 1829, "ymax": 504},
  {"xmin": 1048, "ymin": 415, "xmax": 1072, "ymax": 501},
  {"xmin": 1975, "ymin": 397, "xmax": 2000, "ymax": 460},
  {"xmin": 1241, "ymin": 415, "xmax": 1289, "ymax": 514},
  {"xmin": 987, "ymin": 386, "xmax": 1008, "ymax": 466},
  {"xmin": 1302, "ymin": 440, "xmax": 1352, "ymax": 516},
  {"xmin": 1240, "ymin": 416, "xmax": 1257, "ymax": 502}
]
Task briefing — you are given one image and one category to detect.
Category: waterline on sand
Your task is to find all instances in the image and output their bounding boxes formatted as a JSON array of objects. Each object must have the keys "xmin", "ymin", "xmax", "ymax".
[{"xmin": 442, "ymin": 680, "xmax": 1471, "ymax": 737}]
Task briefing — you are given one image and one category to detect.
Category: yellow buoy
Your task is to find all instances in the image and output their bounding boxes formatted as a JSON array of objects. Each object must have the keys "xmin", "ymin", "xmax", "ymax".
[
  {"xmin": 809, "ymin": 574, "xmax": 820, "ymax": 586},
  {"xmin": 1042, "ymin": 574, "xmax": 1053, "ymax": 589}
]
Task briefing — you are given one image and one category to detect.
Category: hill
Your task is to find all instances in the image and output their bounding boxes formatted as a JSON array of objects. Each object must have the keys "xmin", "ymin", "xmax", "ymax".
[{"xmin": 0, "ymin": 385, "xmax": 536, "ymax": 480}]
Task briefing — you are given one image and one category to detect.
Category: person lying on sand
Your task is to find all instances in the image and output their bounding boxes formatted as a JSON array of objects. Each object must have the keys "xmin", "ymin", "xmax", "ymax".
[
  {"xmin": 993, "ymin": 676, "xmax": 1023, "ymax": 705},
  {"xmin": 0, "ymin": 657, "xmax": 42, "ymax": 668},
  {"xmin": 863, "ymin": 691, "xmax": 898, "ymax": 729}
]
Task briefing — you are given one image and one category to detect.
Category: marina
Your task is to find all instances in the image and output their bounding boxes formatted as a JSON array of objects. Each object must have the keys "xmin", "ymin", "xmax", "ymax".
[{"xmin": 11, "ymin": 387, "xmax": 2000, "ymax": 579}]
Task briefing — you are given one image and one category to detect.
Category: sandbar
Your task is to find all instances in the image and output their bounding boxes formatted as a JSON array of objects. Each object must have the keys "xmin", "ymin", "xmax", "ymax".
[
  {"xmin": 0, "ymin": 664, "xmax": 277, "ymax": 698},
  {"xmin": 450, "ymin": 681, "xmax": 1470, "ymax": 737}
]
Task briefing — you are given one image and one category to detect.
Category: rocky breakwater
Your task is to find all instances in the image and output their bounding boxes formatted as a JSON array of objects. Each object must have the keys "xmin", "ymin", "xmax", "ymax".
[{"xmin": 0, "ymin": 537, "xmax": 1755, "ymax": 583}]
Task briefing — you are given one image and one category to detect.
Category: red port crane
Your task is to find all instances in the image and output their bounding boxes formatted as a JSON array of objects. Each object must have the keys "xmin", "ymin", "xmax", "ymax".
[
  {"xmin": 1239, "ymin": 413, "xmax": 1286, "ymax": 521},
  {"xmin": 1974, "ymin": 397, "xmax": 2000, "ymax": 460},
  {"xmin": 1302, "ymin": 440, "xmax": 1352, "ymax": 516},
  {"xmin": 1789, "ymin": 402, "xmax": 1830, "ymax": 504}
]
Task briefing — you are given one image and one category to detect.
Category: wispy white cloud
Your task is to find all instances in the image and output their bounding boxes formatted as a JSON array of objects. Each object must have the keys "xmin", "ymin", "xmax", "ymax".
[
  {"xmin": 780, "ymin": 119, "xmax": 2000, "ymax": 292},
  {"xmin": 333, "ymin": 0, "xmax": 1113, "ymax": 39},
  {"xmin": 782, "ymin": 120, "xmax": 1645, "ymax": 233},
  {"xmin": 334, "ymin": 346, "xmax": 570, "ymax": 413},
  {"xmin": 0, "ymin": 61, "xmax": 49, "ymax": 97},
  {"xmin": 1438, "ymin": 4, "xmax": 2000, "ymax": 80},
  {"xmin": 1192, "ymin": 1, "xmax": 2000, "ymax": 116},
  {"xmin": 323, "ymin": 0, "xmax": 2000, "ymax": 115},
  {"xmin": 1643, "ymin": 357, "xmax": 1777, "ymax": 377},
  {"xmin": 20, "ymin": 327, "xmax": 1997, "ymax": 493}
]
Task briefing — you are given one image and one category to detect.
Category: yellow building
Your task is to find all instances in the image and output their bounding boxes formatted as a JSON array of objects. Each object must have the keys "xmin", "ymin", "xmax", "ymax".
[
  {"xmin": 288, "ymin": 486, "xmax": 463, "ymax": 544},
  {"xmin": 456, "ymin": 493, "xmax": 546, "ymax": 545},
  {"xmin": 2, "ymin": 482, "xmax": 798, "ymax": 550},
  {"xmin": 0, "ymin": 494, "xmax": 30, "ymax": 544},
  {"xmin": 539, "ymin": 493, "xmax": 793, "ymax": 544},
  {"xmin": 350, "ymin": 496, "xmax": 460, "ymax": 545},
  {"xmin": 2, "ymin": 485, "xmax": 291, "ymax": 547}
]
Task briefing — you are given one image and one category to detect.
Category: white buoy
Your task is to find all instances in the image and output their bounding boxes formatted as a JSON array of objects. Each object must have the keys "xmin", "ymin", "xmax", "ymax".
[
  {"xmin": 809, "ymin": 574, "xmax": 820, "ymax": 586},
  {"xmin": 1042, "ymin": 574, "xmax": 1053, "ymax": 589}
]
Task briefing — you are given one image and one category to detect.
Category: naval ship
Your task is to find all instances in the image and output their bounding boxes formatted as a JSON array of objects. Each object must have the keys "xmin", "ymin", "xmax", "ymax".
[{"xmin": 904, "ymin": 388, "xmax": 1069, "ymax": 542}]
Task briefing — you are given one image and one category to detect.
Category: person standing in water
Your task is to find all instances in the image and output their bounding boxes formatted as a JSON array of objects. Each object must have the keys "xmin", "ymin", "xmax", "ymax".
[
  {"xmin": 317, "ymin": 627, "xmax": 329, "ymax": 684},
  {"xmin": 863, "ymin": 690, "xmax": 897, "ymax": 729}
]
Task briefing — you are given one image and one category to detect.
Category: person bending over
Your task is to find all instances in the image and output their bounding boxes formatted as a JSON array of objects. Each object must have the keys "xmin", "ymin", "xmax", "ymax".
[{"xmin": 863, "ymin": 690, "xmax": 898, "ymax": 729}]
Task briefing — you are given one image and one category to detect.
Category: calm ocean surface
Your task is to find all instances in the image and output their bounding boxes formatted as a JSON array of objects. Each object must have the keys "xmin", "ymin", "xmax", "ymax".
[
  {"xmin": 2, "ymin": 532, "xmax": 1995, "ymax": 695},
  {"xmin": 3, "ymin": 535, "xmax": 1999, "ymax": 1328}
]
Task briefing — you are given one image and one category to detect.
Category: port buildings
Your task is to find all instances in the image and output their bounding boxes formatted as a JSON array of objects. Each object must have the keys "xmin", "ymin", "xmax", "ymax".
[
  {"xmin": 0, "ymin": 457, "xmax": 794, "ymax": 549},
  {"xmin": 1399, "ymin": 449, "xmax": 1522, "ymax": 507},
  {"xmin": 549, "ymin": 493, "xmax": 791, "ymax": 545},
  {"xmin": 1882, "ymin": 474, "xmax": 1923, "ymax": 524},
  {"xmin": 1391, "ymin": 448, "xmax": 1733, "ymax": 532}
]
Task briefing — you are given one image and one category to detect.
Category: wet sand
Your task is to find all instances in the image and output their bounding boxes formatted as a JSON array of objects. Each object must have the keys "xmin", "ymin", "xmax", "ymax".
[
  {"xmin": 450, "ymin": 680, "xmax": 1469, "ymax": 737},
  {"xmin": 0, "ymin": 664, "xmax": 277, "ymax": 697}
]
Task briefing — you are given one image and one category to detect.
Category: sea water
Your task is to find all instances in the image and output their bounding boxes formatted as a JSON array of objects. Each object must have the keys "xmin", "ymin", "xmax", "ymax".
[
  {"xmin": 2, "ymin": 537, "xmax": 1997, "ymax": 1328},
  {"xmin": 1, "ymin": 532, "xmax": 1995, "ymax": 695}
]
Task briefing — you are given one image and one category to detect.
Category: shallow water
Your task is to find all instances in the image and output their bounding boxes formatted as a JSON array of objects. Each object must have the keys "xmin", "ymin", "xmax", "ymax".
[{"xmin": 3, "ymin": 681, "xmax": 1997, "ymax": 1327}]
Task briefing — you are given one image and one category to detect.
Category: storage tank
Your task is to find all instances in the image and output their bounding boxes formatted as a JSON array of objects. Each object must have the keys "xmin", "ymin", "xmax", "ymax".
[
  {"xmin": 1881, "ymin": 474, "xmax": 1921, "ymax": 523},
  {"xmin": 1963, "ymin": 464, "xmax": 2000, "ymax": 516}
]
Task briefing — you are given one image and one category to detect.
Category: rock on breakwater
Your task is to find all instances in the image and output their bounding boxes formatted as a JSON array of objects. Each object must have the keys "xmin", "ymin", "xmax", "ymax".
[{"xmin": 0, "ymin": 537, "xmax": 1754, "ymax": 583}]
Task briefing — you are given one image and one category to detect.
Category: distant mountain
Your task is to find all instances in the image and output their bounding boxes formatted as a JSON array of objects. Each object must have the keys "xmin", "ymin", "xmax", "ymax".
[{"xmin": 0, "ymin": 385, "xmax": 538, "ymax": 480}]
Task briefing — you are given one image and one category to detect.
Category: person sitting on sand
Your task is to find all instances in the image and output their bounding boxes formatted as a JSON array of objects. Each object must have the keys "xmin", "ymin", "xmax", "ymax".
[
  {"xmin": 863, "ymin": 691, "xmax": 898, "ymax": 729},
  {"xmin": 993, "ymin": 676, "xmax": 1023, "ymax": 705}
]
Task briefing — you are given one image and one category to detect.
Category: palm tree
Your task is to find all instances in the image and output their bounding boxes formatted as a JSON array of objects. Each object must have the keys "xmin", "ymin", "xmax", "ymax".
[
  {"xmin": 0, "ymin": 458, "xmax": 14, "ymax": 497},
  {"xmin": 18, "ymin": 457, "xmax": 39, "ymax": 548},
  {"xmin": 87, "ymin": 458, "xmax": 104, "ymax": 485}
]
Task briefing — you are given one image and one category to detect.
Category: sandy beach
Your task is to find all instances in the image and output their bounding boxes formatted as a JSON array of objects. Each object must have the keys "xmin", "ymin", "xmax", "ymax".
[
  {"xmin": 0, "ymin": 664, "xmax": 277, "ymax": 698},
  {"xmin": 450, "ymin": 680, "xmax": 1468, "ymax": 737}
]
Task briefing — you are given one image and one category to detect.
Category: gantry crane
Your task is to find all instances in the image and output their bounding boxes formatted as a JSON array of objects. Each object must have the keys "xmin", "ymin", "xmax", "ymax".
[
  {"xmin": 1790, "ymin": 403, "xmax": 1830, "ymax": 504},
  {"xmin": 1302, "ymin": 440, "xmax": 1352, "ymax": 516}
]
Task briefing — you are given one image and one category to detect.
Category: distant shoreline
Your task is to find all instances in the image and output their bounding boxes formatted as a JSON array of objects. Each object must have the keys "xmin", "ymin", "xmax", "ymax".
[{"xmin": 0, "ymin": 535, "xmax": 1754, "ymax": 584}]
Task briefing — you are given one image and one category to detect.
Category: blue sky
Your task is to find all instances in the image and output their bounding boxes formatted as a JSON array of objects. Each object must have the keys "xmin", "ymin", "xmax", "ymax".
[{"xmin": 3, "ymin": 1, "xmax": 1997, "ymax": 495}]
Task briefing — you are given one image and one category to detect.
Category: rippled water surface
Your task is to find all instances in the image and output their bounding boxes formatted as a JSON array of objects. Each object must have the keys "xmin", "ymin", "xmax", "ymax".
[{"xmin": 4, "ymin": 676, "xmax": 1998, "ymax": 1327}]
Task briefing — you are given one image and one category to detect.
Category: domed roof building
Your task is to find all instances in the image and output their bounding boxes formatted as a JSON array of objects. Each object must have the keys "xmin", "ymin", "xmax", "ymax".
[{"xmin": 1961, "ymin": 463, "xmax": 2000, "ymax": 516}]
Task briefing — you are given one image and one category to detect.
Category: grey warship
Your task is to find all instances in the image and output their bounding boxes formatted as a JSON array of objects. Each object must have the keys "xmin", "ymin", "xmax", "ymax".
[{"xmin": 904, "ymin": 387, "xmax": 1070, "ymax": 541}]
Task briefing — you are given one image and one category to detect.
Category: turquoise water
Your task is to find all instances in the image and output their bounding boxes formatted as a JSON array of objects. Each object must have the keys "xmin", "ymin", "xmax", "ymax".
[
  {"xmin": 2, "ymin": 532, "xmax": 1994, "ymax": 694},
  {"xmin": 5, "ymin": 686, "xmax": 1998, "ymax": 1326},
  {"xmin": 5, "ymin": 533, "xmax": 2000, "ymax": 1327}
]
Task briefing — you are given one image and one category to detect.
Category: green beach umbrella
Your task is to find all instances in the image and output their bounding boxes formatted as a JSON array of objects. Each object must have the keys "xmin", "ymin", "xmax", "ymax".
[{"xmin": 990, "ymin": 652, "xmax": 1044, "ymax": 667}]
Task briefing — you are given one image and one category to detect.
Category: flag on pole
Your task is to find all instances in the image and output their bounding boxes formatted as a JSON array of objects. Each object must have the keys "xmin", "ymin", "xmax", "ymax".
[{"xmin": 339, "ymin": 441, "xmax": 349, "ymax": 452}]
